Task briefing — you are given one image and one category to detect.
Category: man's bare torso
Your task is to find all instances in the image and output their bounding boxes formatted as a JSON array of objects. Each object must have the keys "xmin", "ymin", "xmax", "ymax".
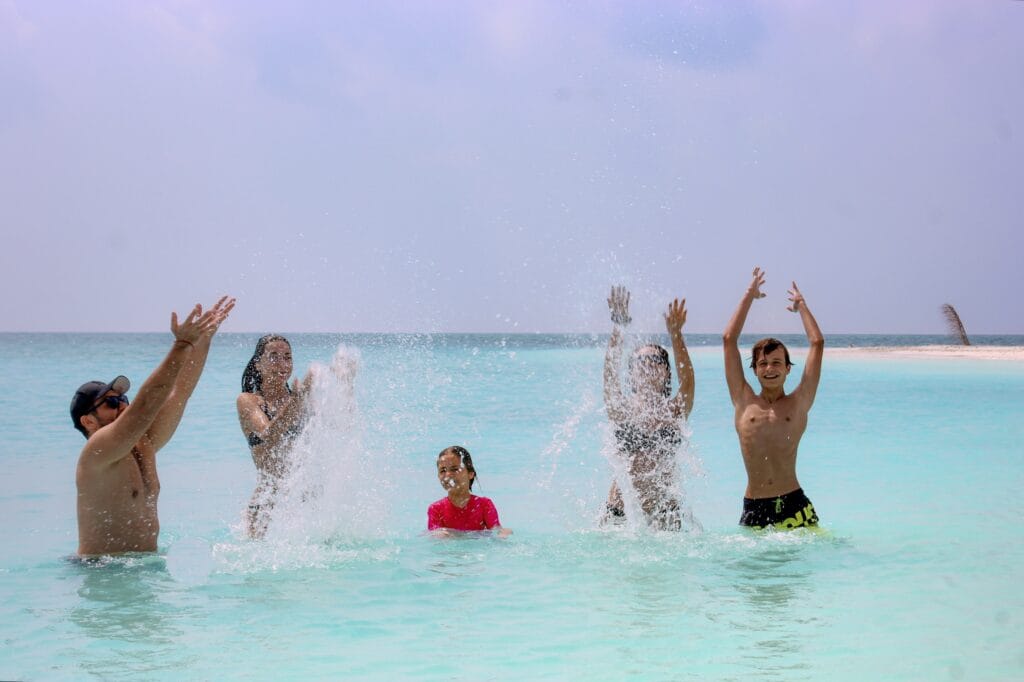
[{"xmin": 76, "ymin": 441, "xmax": 160, "ymax": 556}]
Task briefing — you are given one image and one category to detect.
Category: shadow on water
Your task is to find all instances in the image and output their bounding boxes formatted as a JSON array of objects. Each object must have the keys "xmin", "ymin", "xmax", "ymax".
[
  {"xmin": 722, "ymin": 532, "xmax": 826, "ymax": 680},
  {"xmin": 65, "ymin": 555, "xmax": 192, "ymax": 677},
  {"xmin": 69, "ymin": 555, "xmax": 177, "ymax": 641}
]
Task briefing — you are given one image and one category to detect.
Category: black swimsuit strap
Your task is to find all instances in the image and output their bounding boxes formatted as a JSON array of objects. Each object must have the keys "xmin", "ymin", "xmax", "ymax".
[
  {"xmin": 615, "ymin": 422, "xmax": 682, "ymax": 453},
  {"xmin": 247, "ymin": 396, "xmax": 279, "ymax": 449}
]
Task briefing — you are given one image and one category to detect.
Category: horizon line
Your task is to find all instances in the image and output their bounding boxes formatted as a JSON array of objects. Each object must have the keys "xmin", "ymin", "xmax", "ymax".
[{"xmin": 1, "ymin": 330, "xmax": 1022, "ymax": 337}]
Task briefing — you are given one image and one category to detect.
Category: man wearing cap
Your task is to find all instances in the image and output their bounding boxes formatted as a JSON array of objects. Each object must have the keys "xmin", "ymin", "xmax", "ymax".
[{"xmin": 71, "ymin": 296, "xmax": 234, "ymax": 556}]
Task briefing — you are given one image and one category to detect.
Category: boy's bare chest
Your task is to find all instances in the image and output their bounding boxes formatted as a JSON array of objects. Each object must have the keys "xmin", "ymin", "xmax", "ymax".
[{"xmin": 737, "ymin": 402, "xmax": 805, "ymax": 440}]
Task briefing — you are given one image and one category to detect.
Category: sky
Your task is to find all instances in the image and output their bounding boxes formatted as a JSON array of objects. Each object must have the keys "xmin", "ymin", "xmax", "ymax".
[{"xmin": 1, "ymin": 0, "xmax": 1021, "ymax": 334}]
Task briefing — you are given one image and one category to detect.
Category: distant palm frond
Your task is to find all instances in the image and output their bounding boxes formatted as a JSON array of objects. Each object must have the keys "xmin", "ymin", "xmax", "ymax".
[{"xmin": 940, "ymin": 303, "xmax": 970, "ymax": 346}]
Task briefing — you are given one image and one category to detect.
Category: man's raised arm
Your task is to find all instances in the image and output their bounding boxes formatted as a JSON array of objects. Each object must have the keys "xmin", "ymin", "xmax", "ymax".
[
  {"xmin": 723, "ymin": 267, "xmax": 765, "ymax": 405},
  {"xmin": 145, "ymin": 296, "xmax": 235, "ymax": 452},
  {"xmin": 79, "ymin": 304, "xmax": 221, "ymax": 469},
  {"xmin": 787, "ymin": 282, "xmax": 824, "ymax": 406}
]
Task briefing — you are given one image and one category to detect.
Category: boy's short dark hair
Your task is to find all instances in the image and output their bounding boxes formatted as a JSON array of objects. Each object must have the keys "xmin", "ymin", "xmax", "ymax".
[{"xmin": 750, "ymin": 338, "xmax": 793, "ymax": 369}]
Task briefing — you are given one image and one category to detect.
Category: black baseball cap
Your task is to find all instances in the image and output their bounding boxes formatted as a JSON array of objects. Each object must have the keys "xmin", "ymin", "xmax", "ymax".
[{"xmin": 70, "ymin": 375, "xmax": 131, "ymax": 436}]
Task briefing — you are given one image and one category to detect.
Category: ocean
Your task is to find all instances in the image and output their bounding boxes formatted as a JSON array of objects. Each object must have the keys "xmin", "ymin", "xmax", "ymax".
[{"xmin": 1, "ymin": 332, "xmax": 1022, "ymax": 680}]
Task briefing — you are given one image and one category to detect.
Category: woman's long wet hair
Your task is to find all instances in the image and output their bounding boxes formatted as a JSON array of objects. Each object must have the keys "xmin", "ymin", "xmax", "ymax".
[
  {"xmin": 241, "ymin": 335, "xmax": 291, "ymax": 394},
  {"xmin": 438, "ymin": 445, "xmax": 478, "ymax": 490},
  {"xmin": 627, "ymin": 344, "xmax": 672, "ymax": 398}
]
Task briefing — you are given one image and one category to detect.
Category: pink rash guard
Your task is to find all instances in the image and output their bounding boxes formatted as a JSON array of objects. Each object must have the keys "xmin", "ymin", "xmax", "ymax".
[{"xmin": 427, "ymin": 495, "xmax": 501, "ymax": 531}]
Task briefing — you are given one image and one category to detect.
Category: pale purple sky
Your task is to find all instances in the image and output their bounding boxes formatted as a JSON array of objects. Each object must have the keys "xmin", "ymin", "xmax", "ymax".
[{"xmin": 2, "ymin": 1, "xmax": 1021, "ymax": 334}]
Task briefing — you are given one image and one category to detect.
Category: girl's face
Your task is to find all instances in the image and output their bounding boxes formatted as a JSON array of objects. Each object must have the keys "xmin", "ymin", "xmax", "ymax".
[
  {"xmin": 437, "ymin": 453, "xmax": 474, "ymax": 494},
  {"xmin": 257, "ymin": 340, "xmax": 293, "ymax": 387}
]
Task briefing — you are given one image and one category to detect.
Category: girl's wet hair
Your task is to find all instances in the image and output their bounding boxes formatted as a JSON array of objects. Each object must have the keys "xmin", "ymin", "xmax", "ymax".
[
  {"xmin": 241, "ymin": 334, "xmax": 291, "ymax": 394},
  {"xmin": 628, "ymin": 344, "xmax": 672, "ymax": 397},
  {"xmin": 438, "ymin": 445, "xmax": 477, "ymax": 490}
]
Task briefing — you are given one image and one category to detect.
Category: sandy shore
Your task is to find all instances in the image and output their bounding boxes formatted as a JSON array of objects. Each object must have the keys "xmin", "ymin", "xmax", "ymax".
[{"xmin": 825, "ymin": 345, "xmax": 1024, "ymax": 361}]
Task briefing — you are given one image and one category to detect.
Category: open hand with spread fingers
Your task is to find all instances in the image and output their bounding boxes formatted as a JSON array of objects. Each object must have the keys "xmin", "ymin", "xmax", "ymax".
[
  {"xmin": 787, "ymin": 282, "xmax": 805, "ymax": 313},
  {"xmin": 608, "ymin": 285, "xmax": 632, "ymax": 326},
  {"xmin": 204, "ymin": 296, "xmax": 236, "ymax": 335},
  {"xmin": 171, "ymin": 297, "xmax": 235, "ymax": 345},
  {"xmin": 747, "ymin": 267, "xmax": 767, "ymax": 302},
  {"xmin": 664, "ymin": 298, "xmax": 687, "ymax": 336}
]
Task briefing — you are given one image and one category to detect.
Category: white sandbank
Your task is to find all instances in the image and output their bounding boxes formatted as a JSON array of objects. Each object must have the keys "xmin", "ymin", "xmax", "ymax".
[{"xmin": 825, "ymin": 345, "xmax": 1024, "ymax": 361}]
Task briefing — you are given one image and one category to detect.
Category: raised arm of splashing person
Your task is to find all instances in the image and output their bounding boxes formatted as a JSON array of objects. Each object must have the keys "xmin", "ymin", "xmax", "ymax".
[
  {"xmin": 664, "ymin": 298, "xmax": 694, "ymax": 419},
  {"xmin": 723, "ymin": 267, "xmax": 764, "ymax": 405},
  {"xmin": 603, "ymin": 285, "xmax": 632, "ymax": 424},
  {"xmin": 786, "ymin": 281, "xmax": 824, "ymax": 408},
  {"xmin": 145, "ymin": 297, "xmax": 236, "ymax": 451}
]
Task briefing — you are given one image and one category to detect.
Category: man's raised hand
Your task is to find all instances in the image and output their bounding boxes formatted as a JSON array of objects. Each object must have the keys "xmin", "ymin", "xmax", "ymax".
[
  {"xmin": 201, "ymin": 296, "xmax": 236, "ymax": 337},
  {"xmin": 170, "ymin": 296, "xmax": 236, "ymax": 345}
]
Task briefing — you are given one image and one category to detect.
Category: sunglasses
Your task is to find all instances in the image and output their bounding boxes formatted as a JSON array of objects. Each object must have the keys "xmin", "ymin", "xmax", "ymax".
[{"xmin": 93, "ymin": 394, "xmax": 129, "ymax": 411}]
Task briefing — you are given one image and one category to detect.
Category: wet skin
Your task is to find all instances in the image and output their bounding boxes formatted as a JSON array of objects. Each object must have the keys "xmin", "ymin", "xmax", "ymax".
[
  {"xmin": 734, "ymin": 347, "xmax": 807, "ymax": 498},
  {"xmin": 76, "ymin": 391, "xmax": 161, "ymax": 555}
]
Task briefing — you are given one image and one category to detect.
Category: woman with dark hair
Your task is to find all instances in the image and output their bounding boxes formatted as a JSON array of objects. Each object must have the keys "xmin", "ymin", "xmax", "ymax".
[
  {"xmin": 603, "ymin": 286, "xmax": 695, "ymax": 530},
  {"xmin": 237, "ymin": 334, "xmax": 311, "ymax": 538}
]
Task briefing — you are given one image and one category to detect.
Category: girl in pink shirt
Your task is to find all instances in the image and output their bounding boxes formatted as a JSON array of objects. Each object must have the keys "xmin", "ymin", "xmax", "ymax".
[{"xmin": 428, "ymin": 446, "xmax": 511, "ymax": 537}]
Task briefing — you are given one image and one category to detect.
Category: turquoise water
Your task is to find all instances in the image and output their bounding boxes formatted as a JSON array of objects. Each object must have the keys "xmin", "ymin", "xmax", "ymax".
[{"xmin": 2, "ymin": 333, "xmax": 1023, "ymax": 680}]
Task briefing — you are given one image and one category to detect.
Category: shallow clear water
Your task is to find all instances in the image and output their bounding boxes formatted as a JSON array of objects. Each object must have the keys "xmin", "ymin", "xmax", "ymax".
[{"xmin": 2, "ymin": 333, "xmax": 1023, "ymax": 680}]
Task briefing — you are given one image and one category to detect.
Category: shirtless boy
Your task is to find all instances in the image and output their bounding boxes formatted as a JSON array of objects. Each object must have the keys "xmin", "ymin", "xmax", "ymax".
[
  {"xmin": 70, "ymin": 297, "xmax": 234, "ymax": 556},
  {"xmin": 723, "ymin": 268, "xmax": 823, "ymax": 529}
]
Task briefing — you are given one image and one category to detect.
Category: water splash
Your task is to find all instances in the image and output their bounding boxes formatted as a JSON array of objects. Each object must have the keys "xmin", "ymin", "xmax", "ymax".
[
  {"xmin": 264, "ymin": 345, "xmax": 392, "ymax": 543},
  {"xmin": 216, "ymin": 345, "xmax": 397, "ymax": 570},
  {"xmin": 601, "ymin": 333, "xmax": 704, "ymax": 534},
  {"xmin": 537, "ymin": 391, "xmax": 595, "ymax": 490},
  {"xmin": 600, "ymin": 420, "xmax": 702, "ymax": 534}
]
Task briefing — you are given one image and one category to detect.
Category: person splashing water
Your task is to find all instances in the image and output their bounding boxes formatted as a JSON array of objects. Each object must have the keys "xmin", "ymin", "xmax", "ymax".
[
  {"xmin": 602, "ymin": 286, "xmax": 695, "ymax": 531},
  {"xmin": 237, "ymin": 334, "xmax": 312, "ymax": 538}
]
